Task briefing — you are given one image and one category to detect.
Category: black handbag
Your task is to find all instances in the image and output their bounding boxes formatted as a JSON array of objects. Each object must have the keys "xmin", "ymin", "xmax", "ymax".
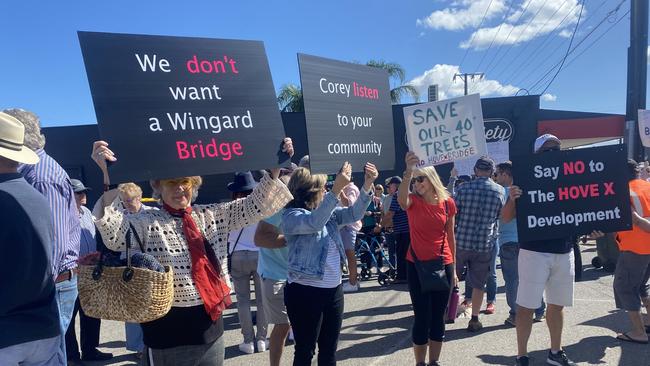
[{"xmin": 409, "ymin": 200, "xmax": 451, "ymax": 293}]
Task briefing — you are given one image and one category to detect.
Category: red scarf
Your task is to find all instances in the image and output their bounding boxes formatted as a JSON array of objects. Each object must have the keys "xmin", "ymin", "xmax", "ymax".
[{"xmin": 163, "ymin": 203, "xmax": 232, "ymax": 321}]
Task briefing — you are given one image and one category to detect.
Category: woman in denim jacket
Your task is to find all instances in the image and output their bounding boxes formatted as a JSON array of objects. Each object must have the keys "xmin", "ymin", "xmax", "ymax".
[{"xmin": 281, "ymin": 161, "xmax": 378, "ymax": 366}]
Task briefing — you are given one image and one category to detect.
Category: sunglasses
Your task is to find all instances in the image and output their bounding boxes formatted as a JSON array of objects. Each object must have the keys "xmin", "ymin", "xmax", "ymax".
[
  {"xmin": 412, "ymin": 176, "xmax": 426, "ymax": 184},
  {"xmin": 161, "ymin": 178, "xmax": 192, "ymax": 189}
]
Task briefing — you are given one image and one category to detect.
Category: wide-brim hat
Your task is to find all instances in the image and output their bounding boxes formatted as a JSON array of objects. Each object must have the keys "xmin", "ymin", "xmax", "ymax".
[
  {"xmin": 70, "ymin": 179, "xmax": 92, "ymax": 193},
  {"xmin": 227, "ymin": 171, "xmax": 258, "ymax": 192},
  {"xmin": 0, "ymin": 112, "xmax": 39, "ymax": 165}
]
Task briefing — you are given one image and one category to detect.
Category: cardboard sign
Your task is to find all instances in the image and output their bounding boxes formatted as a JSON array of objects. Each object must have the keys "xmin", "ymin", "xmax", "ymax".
[
  {"xmin": 512, "ymin": 145, "xmax": 631, "ymax": 242},
  {"xmin": 298, "ymin": 54, "xmax": 394, "ymax": 173},
  {"xmin": 454, "ymin": 140, "xmax": 509, "ymax": 176},
  {"xmin": 638, "ymin": 109, "xmax": 650, "ymax": 147},
  {"xmin": 403, "ymin": 94, "xmax": 487, "ymax": 167},
  {"xmin": 78, "ymin": 31, "xmax": 288, "ymax": 182}
]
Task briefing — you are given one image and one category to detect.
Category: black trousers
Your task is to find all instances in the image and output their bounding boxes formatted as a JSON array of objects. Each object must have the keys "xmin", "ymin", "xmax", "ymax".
[
  {"xmin": 284, "ymin": 282, "xmax": 344, "ymax": 366},
  {"xmin": 407, "ymin": 261, "xmax": 453, "ymax": 345},
  {"xmin": 395, "ymin": 232, "xmax": 411, "ymax": 280},
  {"xmin": 65, "ymin": 298, "xmax": 101, "ymax": 359}
]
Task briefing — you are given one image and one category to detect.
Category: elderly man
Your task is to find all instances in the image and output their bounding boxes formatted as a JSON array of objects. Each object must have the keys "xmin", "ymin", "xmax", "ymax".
[
  {"xmin": 0, "ymin": 112, "xmax": 63, "ymax": 364},
  {"xmin": 65, "ymin": 179, "xmax": 113, "ymax": 363},
  {"xmin": 3, "ymin": 108, "xmax": 81, "ymax": 362}
]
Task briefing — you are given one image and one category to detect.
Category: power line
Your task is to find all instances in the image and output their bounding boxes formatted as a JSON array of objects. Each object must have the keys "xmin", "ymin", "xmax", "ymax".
[
  {"xmin": 527, "ymin": 0, "xmax": 627, "ymax": 92},
  {"xmin": 511, "ymin": 0, "xmax": 613, "ymax": 87},
  {"xmin": 497, "ymin": 0, "xmax": 572, "ymax": 84},
  {"xmin": 474, "ymin": 0, "xmax": 517, "ymax": 72},
  {"xmin": 445, "ymin": 0, "xmax": 496, "ymax": 97},
  {"xmin": 538, "ymin": 0, "xmax": 585, "ymax": 95},
  {"xmin": 483, "ymin": 0, "xmax": 536, "ymax": 75}
]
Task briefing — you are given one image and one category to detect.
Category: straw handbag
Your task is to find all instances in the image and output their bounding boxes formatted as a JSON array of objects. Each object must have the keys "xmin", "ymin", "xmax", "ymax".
[{"xmin": 78, "ymin": 224, "xmax": 174, "ymax": 323}]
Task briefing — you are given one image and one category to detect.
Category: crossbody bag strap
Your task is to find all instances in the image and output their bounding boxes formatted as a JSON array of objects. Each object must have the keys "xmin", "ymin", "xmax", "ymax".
[
  {"xmin": 229, "ymin": 228, "xmax": 244, "ymax": 255},
  {"xmin": 441, "ymin": 199, "xmax": 449, "ymax": 257}
]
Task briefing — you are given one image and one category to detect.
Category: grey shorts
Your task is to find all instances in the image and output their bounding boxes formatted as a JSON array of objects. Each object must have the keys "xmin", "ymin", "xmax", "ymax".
[
  {"xmin": 614, "ymin": 251, "xmax": 650, "ymax": 311},
  {"xmin": 456, "ymin": 248, "xmax": 492, "ymax": 290},
  {"xmin": 260, "ymin": 278, "xmax": 289, "ymax": 325}
]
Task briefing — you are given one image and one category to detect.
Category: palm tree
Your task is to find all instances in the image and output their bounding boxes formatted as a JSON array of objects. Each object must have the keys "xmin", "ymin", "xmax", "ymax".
[
  {"xmin": 366, "ymin": 60, "xmax": 420, "ymax": 104},
  {"xmin": 277, "ymin": 83, "xmax": 304, "ymax": 112}
]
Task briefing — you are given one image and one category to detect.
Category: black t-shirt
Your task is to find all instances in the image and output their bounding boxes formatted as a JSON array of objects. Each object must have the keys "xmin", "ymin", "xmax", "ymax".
[
  {"xmin": 142, "ymin": 305, "xmax": 224, "ymax": 349},
  {"xmin": 520, "ymin": 237, "xmax": 573, "ymax": 254}
]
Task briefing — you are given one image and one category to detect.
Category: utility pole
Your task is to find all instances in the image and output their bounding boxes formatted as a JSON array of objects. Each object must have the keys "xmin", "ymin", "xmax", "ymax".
[
  {"xmin": 453, "ymin": 72, "xmax": 484, "ymax": 95},
  {"xmin": 626, "ymin": 0, "xmax": 648, "ymax": 160}
]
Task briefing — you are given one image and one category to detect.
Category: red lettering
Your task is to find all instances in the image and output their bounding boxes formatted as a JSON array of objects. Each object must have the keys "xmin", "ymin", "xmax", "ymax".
[
  {"xmin": 563, "ymin": 161, "xmax": 585, "ymax": 175},
  {"xmin": 186, "ymin": 55, "xmax": 199, "ymax": 74},
  {"xmin": 558, "ymin": 187, "xmax": 569, "ymax": 200},
  {"xmin": 589, "ymin": 184, "xmax": 599, "ymax": 197},
  {"xmin": 176, "ymin": 141, "xmax": 190, "ymax": 159},
  {"xmin": 200, "ymin": 60, "xmax": 213, "ymax": 73},
  {"xmin": 604, "ymin": 182, "xmax": 615, "ymax": 196},
  {"xmin": 219, "ymin": 143, "xmax": 232, "ymax": 161},
  {"xmin": 205, "ymin": 139, "xmax": 218, "ymax": 157},
  {"xmin": 232, "ymin": 142, "xmax": 243, "ymax": 156}
]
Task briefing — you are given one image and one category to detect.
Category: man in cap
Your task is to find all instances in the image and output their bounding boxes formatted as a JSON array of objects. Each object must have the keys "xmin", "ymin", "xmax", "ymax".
[
  {"xmin": 0, "ymin": 112, "xmax": 63, "ymax": 364},
  {"xmin": 380, "ymin": 176, "xmax": 402, "ymax": 269},
  {"xmin": 505, "ymin": 134, "xmax": 577, "ymax": 366},
  {"xmin": 454, "ymin": 156, "xmax": 505, "ymax": 332},
  {"xmin": 3, "ymin": 108, "xmax": 81, "ymax": 362},
  {"xmin": 65, "ymin": 179, "xmax": 113, "ymax": 363}
]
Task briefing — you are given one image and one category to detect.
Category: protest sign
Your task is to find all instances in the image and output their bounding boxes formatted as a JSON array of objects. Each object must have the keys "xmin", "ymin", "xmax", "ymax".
[
  {"xmin": 403, "ymin": 94, "xmax": 487, "ymax": 167},
  {"xmin": 78, "ymin": 31, "xmax": 288, "ymax": 182},
  {"xmin": 454, "ymin": 140, "xmax": 509, "ymax": 175},
  {"xmin": 298, "ymin": 54, "xmax": 394, "ymax": 173},
  {"xmin": 512, "ymin": 145, "xmax": 631, "ymax": 242},
  {"xmin": 638, "ymin": 109, "xmax": 650, "ymax": 147}
]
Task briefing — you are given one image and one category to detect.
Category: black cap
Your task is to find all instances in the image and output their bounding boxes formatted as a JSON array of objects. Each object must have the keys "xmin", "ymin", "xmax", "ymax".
[
  {"xmin": 474, "ymin": 156, "xmax": 495, "ymax": 172},
  {"xmin": 386, "ymin": 176, "xmax": 402, "ymax": 185},
  {"xmin": 70, "ymin": 179, "xmax": 91, "ymax": 193}
]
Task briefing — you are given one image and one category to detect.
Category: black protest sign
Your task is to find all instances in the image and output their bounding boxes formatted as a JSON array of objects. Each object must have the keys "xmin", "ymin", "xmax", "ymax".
[
  {"xmin": 298, "ymin": 54, "xmax": 394, "ymax": 174},
  {"xmin": 78, "ymin": 31, "xmax": 288, "ymax": 183},
  {"xmin": 512, "ymin": 145, "xmax": 631, "ymax": 242}
]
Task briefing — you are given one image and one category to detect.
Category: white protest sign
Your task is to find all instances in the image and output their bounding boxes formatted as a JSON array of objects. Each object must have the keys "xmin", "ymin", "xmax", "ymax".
[
  {"xmin": 403, "ymin": 94, "xmax": 487, "ymax": 167},
  {"xmin": 454, "ymin": 140, "xmax": 509, "ymax": 176},
  {"xmin": 638, "ymin": 109, "xmax": 650, "ymax": 147}
]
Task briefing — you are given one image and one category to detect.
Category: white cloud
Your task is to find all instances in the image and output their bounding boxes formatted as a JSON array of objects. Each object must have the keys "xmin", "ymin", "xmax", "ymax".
[
  {"xmin": 408, "ymin": 64, "xmax": 520, "ymax": 100},
  {"xmin": 445, "ymin": 0, "xmax": 584, "ymax": 49},
  {"xmin": 417, "ymin": 0, "xmax": 507, "ymax": 31},
  {"xmin": 541, "ymin": 93, "xmax": 557, "ymax": 102},
  {"xmin": 558, "ymin": 29, "xmax": 573, "ymax": 38}
]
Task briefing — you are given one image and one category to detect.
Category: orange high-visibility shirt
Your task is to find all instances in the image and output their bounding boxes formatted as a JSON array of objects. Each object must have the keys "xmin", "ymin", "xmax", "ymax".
[{"xmin": 617, "ymin": 179, "xmax": 650, "ymax": 255}]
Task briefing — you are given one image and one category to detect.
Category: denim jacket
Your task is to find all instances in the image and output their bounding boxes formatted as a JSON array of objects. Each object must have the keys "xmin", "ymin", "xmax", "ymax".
[{"xmin": 282, "ymin": 187, "xmax": 372, "ymax": 281}]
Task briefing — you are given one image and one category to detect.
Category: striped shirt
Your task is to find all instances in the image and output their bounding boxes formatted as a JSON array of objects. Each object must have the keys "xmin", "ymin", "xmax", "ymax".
[
  {"xmin": 19, "ymin": 149, "xmax": 80, "ymax": 276},
  {"xmin": 389, "ymin": 192, "xmax": 409, "ymax": 233},
  {"xmin": 289, "ymin": 236, "xmax": 342, "ymax": 288},
  {"xmin": 78, "ymin": 206, "xmax": 97, "ymax": 257}
]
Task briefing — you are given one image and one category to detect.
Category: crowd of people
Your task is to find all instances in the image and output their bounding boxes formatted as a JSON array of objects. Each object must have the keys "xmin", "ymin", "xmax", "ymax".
[{"xmin": 2, "ymin": 107, "xmax": 650, "ymax": 366}]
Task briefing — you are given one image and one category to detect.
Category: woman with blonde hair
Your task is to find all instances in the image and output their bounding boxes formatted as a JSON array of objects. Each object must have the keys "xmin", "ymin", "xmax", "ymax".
[
  {"xmin": 281, "ymin": 161, "xmax": 378, "ymax": 366},
  {"xmin": 91, "ymin": 139, "xmax": 293, "ymax": 366},
  {"xmin": 398, "ymin": 152, "xmax": 458, "ymax": 366}
]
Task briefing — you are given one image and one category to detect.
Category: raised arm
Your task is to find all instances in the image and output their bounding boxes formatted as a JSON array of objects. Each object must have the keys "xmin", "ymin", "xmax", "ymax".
[
  {"xmin": 254, "ymin": 220, "xmax": 286, "ymax": 249},
  {"xmin": 94, "ymin": 194, "xmax": 150, "ymax": 252},
  {"xmin": 398, "ymin": 152, "xmax": 419, "ymax": 210},
  {"xmin": 333, "ymin": 163, "xmax": 378, "ymax": 226}
]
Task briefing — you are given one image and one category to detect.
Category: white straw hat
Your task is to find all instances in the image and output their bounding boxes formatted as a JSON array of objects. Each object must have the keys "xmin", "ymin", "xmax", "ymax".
[{"xmin": 0, "ymin": 112, "xmax": 39, "ymax": 165}]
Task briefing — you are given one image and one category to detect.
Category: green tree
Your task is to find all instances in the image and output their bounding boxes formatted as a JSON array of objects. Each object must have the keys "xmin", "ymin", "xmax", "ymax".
[
  {"xmin": 277, "ymin": 83, "xmax": 304, "ymax": 112},
  {"xmin": 365, "ymin": 60, "xmax": 420, "ymax": 104}
]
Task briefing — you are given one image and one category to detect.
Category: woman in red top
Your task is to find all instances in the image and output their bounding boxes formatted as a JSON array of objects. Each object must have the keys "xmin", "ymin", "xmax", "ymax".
[{"xmin": 398, "ymin": 151, "xmax": 457, "ymax": 366}]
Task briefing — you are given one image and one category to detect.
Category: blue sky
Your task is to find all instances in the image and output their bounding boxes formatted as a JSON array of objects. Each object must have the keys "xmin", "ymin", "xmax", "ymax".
[{"xmin": 0, "ymin": 0, "xmax": 635, "ymax": 127}]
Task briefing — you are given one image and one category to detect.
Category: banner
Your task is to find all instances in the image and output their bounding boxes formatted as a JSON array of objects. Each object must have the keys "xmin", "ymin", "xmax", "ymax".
[
  {"xmin": 638, "ymin": 109, "xmax": 650, "ymax": 147},
  {"xmin": 298, "ymin": 54, "xmax": 394, "ymax": 173},
  {"xmin": 78, "ymin": 31, "xmax": 288, "ymax": 182},
  {"xmin": 512, "ymin": 145, "xmax": 631, "ymax": 242},
  {"xmin": 402, "ymin": 94, "xmax": 487, "ymax": 167}
]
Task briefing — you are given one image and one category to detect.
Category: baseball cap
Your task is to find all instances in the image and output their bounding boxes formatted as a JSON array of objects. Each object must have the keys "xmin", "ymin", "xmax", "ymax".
[
  {"xmin": 534, "ymin": 134, "xmax": 561, "ymax": 153},
  {"xmin": 474, "ymin": 156, "xmax": 495, "ymax": 172},
  {"xmin": 386, "ymin": 176, "xmax": 402, "ymax": 185},
  {"xmin": 70, "ymin": 179, "xmax": 91, "ymax": 193}
]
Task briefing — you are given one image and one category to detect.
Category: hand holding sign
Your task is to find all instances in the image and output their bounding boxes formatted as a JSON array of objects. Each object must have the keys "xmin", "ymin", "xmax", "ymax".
[
  {"xmin": 509, "ymin": 185, "xmax": 522, "ymax": 200},
  {"xmin": 405, "ymin": 151, "xmax": 420, "ymax": 174},
  {"xmin": 270, "ymin": 138, "xmax": 294, "ymax": 179}
]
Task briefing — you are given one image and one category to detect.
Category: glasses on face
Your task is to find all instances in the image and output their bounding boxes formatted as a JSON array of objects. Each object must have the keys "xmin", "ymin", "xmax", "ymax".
[
  {"xmin": 161, "ymin": 178, "xmax": 192, "ymax": 190},
  {"xmin": 123, "ymin": 196, "xmax": 142, "ymax": 203},
  {"xmin": 412, "ymin": 176, "xmax": 426, "ymax": 184}
]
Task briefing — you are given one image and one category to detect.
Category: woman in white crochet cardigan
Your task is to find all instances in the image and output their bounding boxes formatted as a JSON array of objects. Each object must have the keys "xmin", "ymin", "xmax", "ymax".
[{"xmin": 91, "ymin": 139, "xmax": 294, "ymax": 366}]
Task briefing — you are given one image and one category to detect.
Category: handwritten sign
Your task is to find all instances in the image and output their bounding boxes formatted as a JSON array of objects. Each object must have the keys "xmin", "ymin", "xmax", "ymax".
[
  {"xmin": 403, "ymin": 94, "xmax": 487, "ymax": 167},
  {"xmin": 513, "ymin": 145, "xmax": 631, "ymax": 242},
  {"xmin": 298, "ymin": 54, "xmax": 394, "ymax": 173},
  {"xmin": 638, "ymin": 109, "xmax": 650, "ymax": 147},
  {"xmin": 78, "ymin": 31, "xmax": 288, "ymax": 182}
]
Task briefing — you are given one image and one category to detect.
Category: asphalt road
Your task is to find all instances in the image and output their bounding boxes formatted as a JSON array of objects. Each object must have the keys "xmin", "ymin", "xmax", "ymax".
[{"xmin": 74, "ymin": 243, "xmax": 650, "ymax": 366}]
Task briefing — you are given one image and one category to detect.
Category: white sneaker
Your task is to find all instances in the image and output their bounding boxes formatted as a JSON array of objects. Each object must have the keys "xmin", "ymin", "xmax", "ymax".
[
  {"xmin": 256, "ymin": 339, "xmax": 269, "ymax": 352},
  {"xmin": 342, "ymin": 281, "xmax": 360, "ymax": 293},
  {"xmin": 238, "ymin": 342, "xmax": 254, "ymax": 354}
]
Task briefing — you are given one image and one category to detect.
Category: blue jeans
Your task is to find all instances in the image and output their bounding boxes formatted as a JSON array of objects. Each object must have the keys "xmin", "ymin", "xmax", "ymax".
[
  {"xmin": 0, "ymin": 335, "xmax": 65, "ymax": 365},
  {"xmin": 464, "ymin": 244, "xmax": 498, "ymax": 303},
  {"xmin": 125, "ymin": 323, "xmax": 144, "ymax": 353},
  {"xmin": 56, "ymin": 274, "xmax": 78, "ymax": 361},
  {"xmin": 499, "ymin": 243, "xmax": 545, "ymax": 317}
]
